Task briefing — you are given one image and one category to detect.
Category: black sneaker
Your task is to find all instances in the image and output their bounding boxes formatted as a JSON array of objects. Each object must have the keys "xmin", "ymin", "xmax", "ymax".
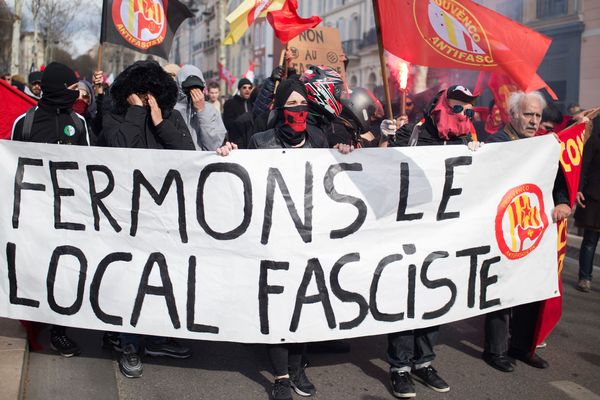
[
  {"xmin": 272, "ymin": 378, "xmax": 292, "ymax": 400},
  {"xmin": 289, "ymin": 367, "xmax": 316, "ymax": 396},
  {"xmin": 390, "ymin": 370, "xmax": 416, "ymax": 398},
  {"xmin": 50, "ymin": 330, "xmax": 80, "ymax": 357},
  {"xmin": 144, "ymin": 338, "xmax": 192, "ymax": 359},
  {"xmin": 119, "ymin": 344, "xmax": 143, "ymax": 378},
  {"xmin": 102, "ymin": 332, "xmax": 122, "ymax": 352},
  {"xmin": 412, "ymin": 366, "xmax": 450, "ymax": 393}
]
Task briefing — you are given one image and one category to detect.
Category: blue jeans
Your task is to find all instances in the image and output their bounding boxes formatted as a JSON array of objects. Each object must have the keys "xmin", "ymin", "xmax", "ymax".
[{"xmin": 579, "ymin": 229, "xmax": 599, "ymax": 281}]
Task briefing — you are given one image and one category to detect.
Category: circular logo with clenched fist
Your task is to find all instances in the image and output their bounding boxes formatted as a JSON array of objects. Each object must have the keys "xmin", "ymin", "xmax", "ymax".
[
  {"xmin": 495, "ymin": 184, "xmax": 549, "ymax": 260},
  {"xmin": 112, "ymin": 0, "xmax": 167, "ymax": 50}
]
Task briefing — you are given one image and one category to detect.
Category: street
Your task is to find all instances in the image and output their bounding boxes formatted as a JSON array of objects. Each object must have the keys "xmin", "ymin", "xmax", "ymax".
[{"xmin": 20, "ymin": 257, "xmax": 600, "ymax": 400}]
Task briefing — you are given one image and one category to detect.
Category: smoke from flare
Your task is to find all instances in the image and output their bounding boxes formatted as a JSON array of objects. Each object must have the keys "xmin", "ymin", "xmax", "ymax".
[{"xmin": 398, "ymin": 62, "xmax": 409, "ymax": 90}]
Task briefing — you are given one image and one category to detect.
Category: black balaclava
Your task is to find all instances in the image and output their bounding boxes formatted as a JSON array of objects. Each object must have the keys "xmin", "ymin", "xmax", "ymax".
[
  {"xmin": 38, "ymin": 62, "xmax": 79, "ymax": 111},
  {"xmin": 274, "ymin": 78, "xmax": 309, "ymax": 146}
]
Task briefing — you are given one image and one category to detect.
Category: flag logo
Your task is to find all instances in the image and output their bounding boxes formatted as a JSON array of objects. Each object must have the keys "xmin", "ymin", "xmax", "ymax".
[
  {"xmin": 495, "ymin": 184, "xmax": 549, "ymax": 260},
  {"xmin": 112, "ymin": 0, "xmax": 167, "ymax": 50},
  {"xmin": 414, "ymin": 0, "xmax": 496, "ymax": 67}
]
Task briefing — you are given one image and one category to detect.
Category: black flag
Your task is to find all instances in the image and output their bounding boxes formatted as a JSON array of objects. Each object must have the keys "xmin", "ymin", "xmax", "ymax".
[{"xmin": 100, "ymin": 0, "xmax": 193, "ymax": 59}]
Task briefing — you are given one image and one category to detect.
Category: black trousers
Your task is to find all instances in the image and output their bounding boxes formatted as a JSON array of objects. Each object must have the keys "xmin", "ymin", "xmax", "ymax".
[
  {"xmin": 387, "ymin": 326, "xmax": 439, "ymax": 371},
  {"xmin": 484, "ymin": 301, "xmax": 542, "ymax": 356},
  {"xmin": 267, "ymin": 343, "xmax": 306, "ymax": 377}
]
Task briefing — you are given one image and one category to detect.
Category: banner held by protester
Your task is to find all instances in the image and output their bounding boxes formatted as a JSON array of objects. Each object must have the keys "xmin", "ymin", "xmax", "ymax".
[{"xmin": 0, "ymin": 137, "xmax": 560, "ymax": 344}]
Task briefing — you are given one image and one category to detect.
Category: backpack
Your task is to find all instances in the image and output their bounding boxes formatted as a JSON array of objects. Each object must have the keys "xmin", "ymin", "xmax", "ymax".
[{"xmin": 21, "ymin": 107, "xmax": 84, "ymax": 141}]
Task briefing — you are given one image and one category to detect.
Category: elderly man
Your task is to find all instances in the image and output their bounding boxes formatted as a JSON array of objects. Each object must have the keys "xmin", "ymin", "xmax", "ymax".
[{"xmin": 483, "ymin": 91, "xmax": 571, "ymax": 373}]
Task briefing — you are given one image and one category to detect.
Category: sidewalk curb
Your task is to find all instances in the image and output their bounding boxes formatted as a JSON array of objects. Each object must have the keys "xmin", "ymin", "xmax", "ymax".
[{"xmin": 0, "ymin": 318, "xmax": 28, "ymax": 400}]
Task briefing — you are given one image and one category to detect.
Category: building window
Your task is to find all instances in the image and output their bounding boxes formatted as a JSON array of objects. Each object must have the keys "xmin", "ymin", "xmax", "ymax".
[
  {"xmin": 497, "ymin": 0, "xmax": 523, "ymax": 22},
  {"xmin": 536, "ymin": 0, "xmax": 568, "ymax": 18}
]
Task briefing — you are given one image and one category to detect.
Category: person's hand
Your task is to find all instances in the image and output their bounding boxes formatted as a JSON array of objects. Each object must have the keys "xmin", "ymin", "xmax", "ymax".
[
  {"xmin": 190, "ymin": 88, "xmax": 205, "ymax": 112},
  {"xmin": 216, "ymin": 141, "xmax": 238, "ymax": 156},
  {"xmin": 552, "ymin": 204, "xmax": 571, "ymax": 222},
  {"xmin": 334, "ymin": 143, "xmax": 354, "ymax": 154},
  {"xmin": 147, "ymin": 94, "xmax": 163, "ymax": 126},
  {"xmin": 93, "ymin": 71, "xmax": 104, "ymax": 95},
  {"xmin": 396, "ymin": 115, "xmax": 408, "ymax": 128},
  {"xmin": 576, "ymin": 192, "xmax": 586, "ymax": 208},
  {"xmin": 467, "ymin": 141, "xmax": 484, "ymax": 152},
  {"xmin": 127, "ymin": 93, "xmax": 143, "ymax": 107},
  {"xmin": 380, "ymin": 119, "xmax": 397, "ymax": 137},
  {"xmin": 271, "ymin": 66, "xmax": 285, "ymax": 82}
]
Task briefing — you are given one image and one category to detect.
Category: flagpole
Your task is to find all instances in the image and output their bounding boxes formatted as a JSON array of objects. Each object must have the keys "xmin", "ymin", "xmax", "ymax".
[
  {"xmin": 97, "ymin": 43, "xmax": 103, "ymax": 72},
  {"xmin": 371, "ymin": 0, "xmax": 393, "ymax": 120}
]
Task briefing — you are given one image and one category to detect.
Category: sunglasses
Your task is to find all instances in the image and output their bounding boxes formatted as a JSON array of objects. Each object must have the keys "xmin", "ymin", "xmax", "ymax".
[{"xmin": 451, "ymin": 104, "xmax": 475, "ymax": 120}]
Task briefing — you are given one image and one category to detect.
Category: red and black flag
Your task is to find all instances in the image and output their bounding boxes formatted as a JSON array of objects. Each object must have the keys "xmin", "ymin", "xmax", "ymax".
[{"xmin": 100, "ymin": 0, "xmax": 193, "ymax": 59}]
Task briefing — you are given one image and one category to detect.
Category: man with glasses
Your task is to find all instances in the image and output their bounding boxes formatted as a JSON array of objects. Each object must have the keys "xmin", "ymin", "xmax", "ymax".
[
  {"xmin": 483, "ymin": 91, "xmax": 571, "ymax": 373},
  {"xmin": 378, "ymin": 85, "xmax": 479, "ymax": 398}
]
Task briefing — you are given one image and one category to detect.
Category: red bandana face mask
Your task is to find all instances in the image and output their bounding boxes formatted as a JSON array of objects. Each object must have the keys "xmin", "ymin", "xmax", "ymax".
[
  {"xmin": 431, "ymin": 91, "xmax": 474, "ymax": 140},
  {"xmin": 72, "ymin": 99, "xmax": 88, "ymax": 115},
  {"xmin": 283, "ymin": 105, "xmax": 309, "ymax": 132}
]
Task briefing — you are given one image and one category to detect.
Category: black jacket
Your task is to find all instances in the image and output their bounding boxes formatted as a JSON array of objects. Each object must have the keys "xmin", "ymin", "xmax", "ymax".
[
  {"xmin": 248, "ymin": 127, "xmax": 328, "ymax": 149},
  {"xmin": 102, "ymin": 105, "xmax": 194, "ymax": 150},
  {"xmin": 12, "ymin": 105, "xmax": 89, "ymax": 145},
  {"xmin": 222, "ymin": 95, "xmax": 253, "ymax": 133}
]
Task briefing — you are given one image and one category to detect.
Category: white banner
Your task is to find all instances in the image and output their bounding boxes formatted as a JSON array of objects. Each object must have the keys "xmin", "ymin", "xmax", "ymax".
[{"xmin": 0, "ymin": 137, "xmax": 561, "ymax": 343}]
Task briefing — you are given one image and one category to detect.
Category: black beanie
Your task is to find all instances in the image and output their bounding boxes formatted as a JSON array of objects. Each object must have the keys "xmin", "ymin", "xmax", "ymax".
[
  {"xmin": 274, "ymin": 78, "xmax": 306, "ymax": 109},
  {"xmin": 28, "ymin": 71, "xmax": 43, "ymax": 84},
  {"xmin": 238, "ymin": 78, "xmax": 253, "ymax": 90},
  {"xmin": 41, "ymin": 62, "xmax": 78, "ymax": 94}
]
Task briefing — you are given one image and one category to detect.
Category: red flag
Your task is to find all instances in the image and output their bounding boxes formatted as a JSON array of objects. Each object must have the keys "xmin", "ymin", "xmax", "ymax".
[
  {"xmin": 487, "ymin": 73, "xmax": 520, "ymax": 123},
  {"xmin": 218, "ymin": 62, "xmax": 236, "ymax": 92},
  {"xmin": 0, "ymin": 79, "xmax": 37, "ymax": 140},
  {"xmin": 532, "ymin": 122, "xmax": 586, "ymax": 348},
  {"xmin": 375, "ymin": 0, "xmax": 552, "ymax": 92},
  {"xmin": 266, "ymin": 0, "xmax": 321, "ymax": 44}
]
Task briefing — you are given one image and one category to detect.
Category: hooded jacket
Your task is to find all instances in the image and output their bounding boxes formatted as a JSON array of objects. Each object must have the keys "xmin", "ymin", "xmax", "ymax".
[
  {"xmin": 12, "ymin": 62, "xmax": 89, "ymax": 145},
  {"xmin": 174, "ymin": 65, "xmax": 226, "ymax": 150},
  {"xmin": 101, "ymin": 60, "xmax": 194, "ymax": 150}
]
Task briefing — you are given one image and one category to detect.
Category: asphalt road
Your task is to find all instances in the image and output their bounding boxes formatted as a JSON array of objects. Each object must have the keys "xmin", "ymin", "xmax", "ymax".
[{"xmin": 21, "ymin": 258, "xmax": 600, "ymax": 400}]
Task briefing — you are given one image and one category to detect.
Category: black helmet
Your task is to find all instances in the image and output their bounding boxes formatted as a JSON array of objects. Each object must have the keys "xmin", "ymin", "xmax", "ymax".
[
  {"xmin": 342, "ymin": 87, "xmax": 384, "ymax": 130},
  {"xmin": 300, "ymin": 65, "xmax": 345, "ymax": 118}
]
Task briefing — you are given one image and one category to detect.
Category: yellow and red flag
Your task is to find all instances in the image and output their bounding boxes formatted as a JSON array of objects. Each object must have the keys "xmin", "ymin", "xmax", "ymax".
[
  {"xmin": 224, "ymin": 0, "xmax": 286, "ymax": 45},
  {"xmin": 374, "ymin": 0, "xmax": 552, "ymax": 93}
]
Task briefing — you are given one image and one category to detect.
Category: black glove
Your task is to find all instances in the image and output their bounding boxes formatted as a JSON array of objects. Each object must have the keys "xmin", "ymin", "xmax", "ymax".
[{"xmin": 271, "ymin": 66, "xmax": 285, "ymax": 82}]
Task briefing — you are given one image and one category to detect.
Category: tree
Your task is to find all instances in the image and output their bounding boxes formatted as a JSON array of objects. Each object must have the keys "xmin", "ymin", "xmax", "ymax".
[{"xmin": 0, "ymin": 0, "xmax": 14, "ymax": 73}]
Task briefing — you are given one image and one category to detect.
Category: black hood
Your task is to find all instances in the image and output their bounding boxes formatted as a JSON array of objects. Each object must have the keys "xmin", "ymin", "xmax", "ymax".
[
  {"xmin": 39, "ymin": 62, "xmax": 79, "ymax": 111},
  {"xmin": 110, "ymin": 60, "xmax": 178, "ymax": 116}
]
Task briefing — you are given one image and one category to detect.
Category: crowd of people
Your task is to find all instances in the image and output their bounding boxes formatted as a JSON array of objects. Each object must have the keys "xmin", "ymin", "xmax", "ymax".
[{"xmin": 1, "ymin": 57, "xmax": 597, "ymax": 400}]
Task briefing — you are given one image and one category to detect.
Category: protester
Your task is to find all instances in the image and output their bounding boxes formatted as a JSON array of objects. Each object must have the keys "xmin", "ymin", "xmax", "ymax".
[
  {"xmin": 227, "ymin": 85, "xmax": 261, "ymax": 148},
  {"xmin": 175, "ymin": 64, "xmax": 226, "ymax": 150},
  {"xmin": 10, "ymin": 74, "xmax": 26, "ymax": 92},
  {"xmin": 483, "ymin": 91, "xmax": 571, "ymax": 372},
  {"xmin": 11, "ymin": 62, "xmax": 89, "ymax": 358},
  {"xmin": 216, "ymin": 78, "xmax": 351, "ymax": 400},
  {"xmin": 73, "ymin": 79, "xmax": 100, "ymax": 144},
  {"xmin": 222, "ymin": 77, "xmax": 253, "ymax": 133},
  {"xmin": 206, "ymin": 81, "xmax": 222, "ymax": 113},
  {"xmin": 574, "ymin": 117, "xmax": 600, "ymax": 292},
  {"xmin": 1, "ymin": 72, "xmax": 11, "ymax": 83},
  {"xmin": 300, "ymin": 65, "xmax": 362, "ymax": 148},
  {"xmin": 101, "ymin": 59, "xmax": 194, "ymax": 378},
  {"xmin": 377, "ymin": 85, "xmax": 481, "ymax": 398},
  {"xmin": 343, "ymin": 86, "xmax": 386, "ymax": 147},
  {"xmin": 25, "ymin": 70, "xmax": 43, "ymax": 100}
]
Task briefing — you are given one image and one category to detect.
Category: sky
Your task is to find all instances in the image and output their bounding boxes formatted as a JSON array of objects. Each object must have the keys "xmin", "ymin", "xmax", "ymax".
[{"xmin": 6, "ymin": 0, "xmax": 102, "ymax": 57}]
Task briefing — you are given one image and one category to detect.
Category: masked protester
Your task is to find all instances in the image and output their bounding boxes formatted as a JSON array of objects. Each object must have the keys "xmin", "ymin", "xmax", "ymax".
[
  {"xmin": 215, "ymin": 78, "xmax": 351, "ymax": 400},
  {"xmin": 72, "ymin": 80, "xmax": 101, "ymax": 144},
  {"xmin": 174, "ymin": 64, "xmax": 226, "ymax": 150},
  {"xmin": 377, "ymin": 85, "xmax": 481, "ymax": 398},
  {"xmin": 99, "ymin": 60, "xmax": 193, "ymax": 380},
  {"xmin": 101, "ymin": 60, "xmax": 194, "ymax": 150},
  {"xmin": 11, "ymin": 62, "xmax": 89, "ymax": 359},
  {"xmin": 12, "ymin": 62, "xmax": 89, "ymax": 145}
]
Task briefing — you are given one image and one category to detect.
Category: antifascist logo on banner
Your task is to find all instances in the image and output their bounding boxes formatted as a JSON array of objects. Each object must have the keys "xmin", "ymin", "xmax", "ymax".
[
  {"xmin": 414, "ymin": 0, "xmax": 496, "ymax": 67},
  {"xmin": 495, "ymin": 184, "xmax": 549, "ymax": 260},
  {"xmin": 112, "ymin": 0, "xmax": 167, "ymax": 50}
]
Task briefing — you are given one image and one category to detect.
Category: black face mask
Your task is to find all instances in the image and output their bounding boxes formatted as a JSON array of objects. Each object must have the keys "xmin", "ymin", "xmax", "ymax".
[{"xmin": 39, "ymin": 88, "xmax": 79, "ymax": 111}]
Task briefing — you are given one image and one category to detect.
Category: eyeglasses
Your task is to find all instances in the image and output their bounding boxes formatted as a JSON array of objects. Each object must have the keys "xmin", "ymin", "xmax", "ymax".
[{"xmin": 451, "ymin": 104, "xmax": 474, "ymax": 120}]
